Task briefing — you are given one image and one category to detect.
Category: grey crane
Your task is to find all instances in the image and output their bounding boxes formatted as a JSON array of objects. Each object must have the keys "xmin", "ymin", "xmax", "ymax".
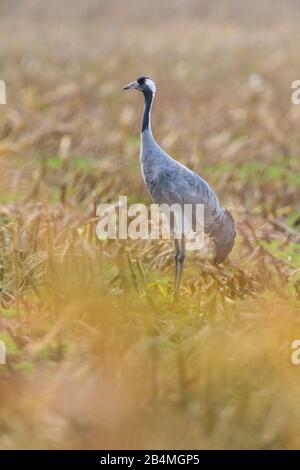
[{"xmin": 123, "ymin": 76, "xmax": 235, "ymax": 293}]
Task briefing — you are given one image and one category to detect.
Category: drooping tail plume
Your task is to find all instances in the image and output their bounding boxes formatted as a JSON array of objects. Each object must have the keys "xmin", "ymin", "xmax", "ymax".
[{"xmin": 210, "ymin": 210, "xmax": 236, "ymax": 265}]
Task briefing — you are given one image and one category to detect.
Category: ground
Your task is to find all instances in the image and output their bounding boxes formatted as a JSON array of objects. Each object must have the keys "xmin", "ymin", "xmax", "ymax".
[{"xmin": 0, "ymin": 0, "xmax": 300, "ymax": 449}]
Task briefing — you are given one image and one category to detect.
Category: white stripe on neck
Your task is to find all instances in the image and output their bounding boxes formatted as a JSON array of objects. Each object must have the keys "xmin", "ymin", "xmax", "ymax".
[{"xmin": 145, "ymin": 79, "xmax": 156, "ymax": 95}]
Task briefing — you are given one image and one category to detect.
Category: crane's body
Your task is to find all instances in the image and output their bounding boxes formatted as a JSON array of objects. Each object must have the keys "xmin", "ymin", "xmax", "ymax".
[
  {"xmin": 123, "ymin": 76, "xmax": 235, "ymax": 293},
  {"xmin": 141, "ymin": 127, "xmax": 224, "ymax": 233}
]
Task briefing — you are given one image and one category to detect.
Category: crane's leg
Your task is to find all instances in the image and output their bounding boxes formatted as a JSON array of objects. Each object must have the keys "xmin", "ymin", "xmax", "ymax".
[
  {"xmin": 174, "ymin": 236, "xmax": 185, "ymax": 297},
  {"xmin": 174, "ymin": 237, "xmax": 180, "ymax": 288}
]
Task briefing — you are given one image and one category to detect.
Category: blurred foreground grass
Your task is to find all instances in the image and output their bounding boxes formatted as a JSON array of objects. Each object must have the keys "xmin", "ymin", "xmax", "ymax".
[{"xmin": 1, "ymin": 0, "xmax": 300, "ymax": 449}]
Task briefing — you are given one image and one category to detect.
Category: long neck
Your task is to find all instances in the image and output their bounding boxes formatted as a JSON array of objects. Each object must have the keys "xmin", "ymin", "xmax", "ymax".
[{"xmin": 141, "ymin": 89, "xmax": 154, "ymax": 133}]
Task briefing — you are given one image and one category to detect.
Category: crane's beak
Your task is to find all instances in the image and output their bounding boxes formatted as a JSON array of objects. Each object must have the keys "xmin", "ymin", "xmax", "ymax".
[{"xmin": 122, "ymin": 80, "xmax": 138, "ymax": 90}]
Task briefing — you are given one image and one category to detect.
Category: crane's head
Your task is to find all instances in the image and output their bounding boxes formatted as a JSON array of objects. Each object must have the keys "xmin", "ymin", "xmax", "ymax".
[{"xmin": 122, "ymin": 76, "xmax": 156, "ymax": 95}]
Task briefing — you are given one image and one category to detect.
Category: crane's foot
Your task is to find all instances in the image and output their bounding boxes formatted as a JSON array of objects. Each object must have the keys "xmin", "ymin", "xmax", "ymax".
[
  {"xmin": 173, "ymin": 237, "xmax": 185, "ymax": 302},
  {"xmin": 174, "ymin": 257, "xmax": 185, "ymax": 300},
  {"xmin": 173, "ymin": 288, "xmax": 179, "ymax": 302}
]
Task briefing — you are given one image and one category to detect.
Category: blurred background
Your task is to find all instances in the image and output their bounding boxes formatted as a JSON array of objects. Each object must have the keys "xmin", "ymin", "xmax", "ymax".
[
  {"xmin": 1, "ymin": 0, "xmax": 300, "ymax": 209},
  {"xmin": 0, "ymin": 0, "xmax": 300, "ymax": 450}
]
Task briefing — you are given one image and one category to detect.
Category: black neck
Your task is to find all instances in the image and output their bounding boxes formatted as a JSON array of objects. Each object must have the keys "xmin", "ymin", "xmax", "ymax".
[{"xmin": 141, "ymin": 89, "xmax": 153, "ymax": 133}]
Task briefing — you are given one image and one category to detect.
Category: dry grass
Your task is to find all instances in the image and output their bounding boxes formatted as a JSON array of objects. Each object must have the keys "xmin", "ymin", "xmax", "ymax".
[{"xmin": 0, "ymin": 0, "xmax": 300, "ymax": 449}]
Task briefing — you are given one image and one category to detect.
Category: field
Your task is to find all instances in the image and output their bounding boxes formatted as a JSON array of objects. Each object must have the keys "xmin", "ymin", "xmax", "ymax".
[{"xmin": 1, "ymin": 0, "xmax": 300, "ymax": 449}]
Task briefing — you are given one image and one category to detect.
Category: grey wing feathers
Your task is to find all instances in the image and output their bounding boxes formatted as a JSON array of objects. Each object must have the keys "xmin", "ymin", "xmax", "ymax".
[
  {"xmin": 141, "ymin": 138, "xmax": 235, "ymax": 264},
  {"xmin": 147, "ymin": 157, "xmax": 224, "ymax": 232}
]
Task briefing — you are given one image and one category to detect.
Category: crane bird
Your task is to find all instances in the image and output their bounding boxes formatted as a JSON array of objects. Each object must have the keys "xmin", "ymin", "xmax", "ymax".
[{"xmin": 123, "ymin": 76, "xmax": 235, "ymax": 294}]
